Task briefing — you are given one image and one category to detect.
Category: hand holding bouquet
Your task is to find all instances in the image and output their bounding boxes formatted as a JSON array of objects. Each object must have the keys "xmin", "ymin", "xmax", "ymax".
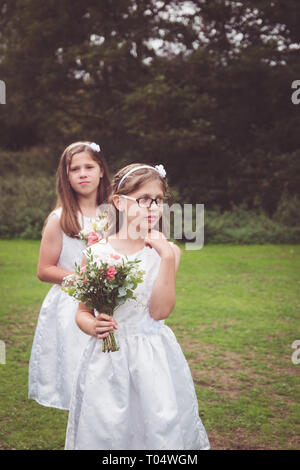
[{"xmin": 62, "ymin": 247, "xmax": 145, "ymax": 352}]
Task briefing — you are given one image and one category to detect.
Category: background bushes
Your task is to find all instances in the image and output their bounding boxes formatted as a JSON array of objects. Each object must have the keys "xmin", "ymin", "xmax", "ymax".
[
  {"xmin": 0, "ymin": 150, "xmax": 56, "ymax": 239},
  {"xmin": 1, "ymin": 150, "xmax": 299, "ymax": 243},
  {"xmin": 0, "ymin": 174, "xmax": 56, "ymax": 239},
  {"xmin": 202, "ymin": 202, "xmax": 300, "ymax": 244}
]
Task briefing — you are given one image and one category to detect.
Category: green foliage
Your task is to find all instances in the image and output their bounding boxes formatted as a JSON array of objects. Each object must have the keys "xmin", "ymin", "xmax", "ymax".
[
  {"xmin": 0, "ymin": 149, "xmax": 58, "ymax": 175},
  {"xmin": 167, "ymin": 202, "xmax": 300, "ymax": 245},
  {"xmin": 0, "ymin": 173, "xmax": 56, "ymax": 239},
  {"xmin": 203, "ymin": 203, "xmax": 300, "ymax": 244},
  {"xmin": 205, "ymin": 207, "xmax": 300, "ymax": 245},
  {"xmin": 0, "ymin": 1, "xmax": 300, "ymax": 222},
  {"xmin": 0, "ymin": 147, "xmax": 299, "ymax": 243},
  {"xmin": 0, "ymin": 149, "xmax": 58, "ymax": 239},
  {"xmin": 273, "ymin": 191, "xmax": 300, "ymax": 227}
]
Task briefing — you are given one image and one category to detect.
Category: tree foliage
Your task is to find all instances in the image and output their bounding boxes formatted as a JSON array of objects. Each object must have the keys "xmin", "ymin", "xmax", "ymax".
[{"xmin": 0, "ymin": 0, "xmax": 299, "ymax": 214}]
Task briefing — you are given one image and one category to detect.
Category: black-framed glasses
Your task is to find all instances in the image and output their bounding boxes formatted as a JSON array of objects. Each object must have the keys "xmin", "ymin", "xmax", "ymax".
[{"xmin": 119, "ymin": 195, "xmax": 167, "ymax": 208}]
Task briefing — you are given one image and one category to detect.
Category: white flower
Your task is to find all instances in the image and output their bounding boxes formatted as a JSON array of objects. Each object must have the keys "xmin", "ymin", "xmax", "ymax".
[
  {"xmin": 79, "ymin": 223, "xmax": 94, "ymax": 239},
  {"xmin": 92, "ymin": 218, "xmax": 108, "ymax": 232},
  {"xmin": 155, "ymin": 164, "xmax": 166, "ymax": 178},
  {"xmin": 78, "ymin": 214, "xmax": 108, "ymax": 244},
  {"xmin": 89, "ymin": 142, "xmax": 101, "ymax": 152},
  {"xmin": 93, "ymin": 252, "xmax": 122, "ymax": 267},
  {"xmin": 62, "ymin": 273, "xmax": 76, "ymax": 284}
]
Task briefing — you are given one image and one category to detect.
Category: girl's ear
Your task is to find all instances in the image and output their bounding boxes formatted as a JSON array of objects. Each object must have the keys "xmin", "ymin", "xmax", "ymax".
[
  {"xmin": 112, "ymin": 195, "xmax": 124, "ymax": 212},
  {"xmin": 99, "ymin": 166, "xmax": 104, "ymax": 179}
]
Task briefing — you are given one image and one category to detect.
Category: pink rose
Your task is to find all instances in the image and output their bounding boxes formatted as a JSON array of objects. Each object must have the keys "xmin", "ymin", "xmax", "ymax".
[
  {"xmin": 87, "ymin": 231, "xmax": 101, "ymax": 246},
  {"xmin": 106, "ymin": 266, "xmax": 118, "ymax": 281},
  {"xmin": 110, "ymin": 254, "xmax": 121, "ymax": 260}
]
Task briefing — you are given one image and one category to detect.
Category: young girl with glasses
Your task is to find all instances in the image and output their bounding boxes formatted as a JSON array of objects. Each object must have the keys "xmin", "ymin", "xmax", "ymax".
[{"xmin": 64, "ymin": 163, "xmax": 210, "ymax": 450}]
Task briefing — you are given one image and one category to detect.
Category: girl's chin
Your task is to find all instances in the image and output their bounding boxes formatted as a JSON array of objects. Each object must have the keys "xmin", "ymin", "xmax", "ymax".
[
  {"xmin": 76, "ymin": 185, "xmax": 98, "ymax": 195},
  {"xmin": 139, "ymin": 219, "xmax": 159, "ymax": 231}
]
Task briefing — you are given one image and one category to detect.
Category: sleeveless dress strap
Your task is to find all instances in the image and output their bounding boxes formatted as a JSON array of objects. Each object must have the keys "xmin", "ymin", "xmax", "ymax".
[{"xmin": 51, "ymin": 207, "xmax": 62, "ymax": 219}]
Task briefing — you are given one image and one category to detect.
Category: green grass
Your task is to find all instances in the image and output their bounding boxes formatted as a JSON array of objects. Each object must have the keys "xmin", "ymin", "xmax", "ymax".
[{"xmin": 0, "ymin": 240, "xmax": 299, "ymax": 449}]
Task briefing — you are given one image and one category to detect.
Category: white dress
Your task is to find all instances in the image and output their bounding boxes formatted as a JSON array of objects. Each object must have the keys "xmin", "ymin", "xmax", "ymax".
[
  {"xmin": 28, "ymin": 208, "xmax": 99, "ymax": 410},
  {"xmin": 65, "ymin": 240, "xmax": 210, "ymax": 450}
]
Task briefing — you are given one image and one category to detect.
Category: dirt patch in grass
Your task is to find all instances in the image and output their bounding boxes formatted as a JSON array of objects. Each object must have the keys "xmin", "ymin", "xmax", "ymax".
[
  {"xmin": 178, "ymin": 330, "xmax": 298, "ymax": 397},
  {"xmin": 207, "ymin": 428, "xmax": 271, "ymax": 450},
  {"xmin": 176, "ymin": 329, "xmax": 299, "ymax": 449},
  {"xmin": 177, "ymin": 335, "xmax": 255, "ymax": 399}
]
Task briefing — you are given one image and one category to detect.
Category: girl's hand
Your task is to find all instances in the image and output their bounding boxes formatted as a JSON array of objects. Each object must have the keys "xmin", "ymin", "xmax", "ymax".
[
  {"xmin": 144, "ymin": 229, "xmax": 174, "ymax": 259},
  {"xmin": 93, "ymin": 313, "xmax": 118, "ymax": 339}
]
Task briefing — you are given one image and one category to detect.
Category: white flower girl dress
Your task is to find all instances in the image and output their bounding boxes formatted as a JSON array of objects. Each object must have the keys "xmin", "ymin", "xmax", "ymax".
[
  {"xmin": 28, "ymin": 207, "xmax": 99, "ymax": 410},
  {"xmin": 65, "ymin": 240, "xmax": 210, "ymax": 450}
]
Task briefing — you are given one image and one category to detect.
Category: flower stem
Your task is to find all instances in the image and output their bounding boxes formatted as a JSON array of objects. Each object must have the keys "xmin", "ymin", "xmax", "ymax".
[{"xmin": 102, "ymin": 331, "xmax": 119, "ymax": 353}]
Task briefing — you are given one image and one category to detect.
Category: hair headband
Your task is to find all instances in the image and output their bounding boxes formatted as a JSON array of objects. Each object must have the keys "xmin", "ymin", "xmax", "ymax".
[
  {"xmin": 117, "ymin": 164, "xmax": 166, "ymax": 191},
  {"xmin": 71, "ymin": 141, "xmax": 101, "ymax": 152}
]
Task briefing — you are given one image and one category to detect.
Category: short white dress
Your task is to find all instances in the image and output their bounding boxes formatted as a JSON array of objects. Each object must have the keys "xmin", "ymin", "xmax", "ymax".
[
  {"xmin": 28, "ymin": 207, "xmax": 99, "ymax": 410},
  {"xmin": 65, "ymin": 240, "xmax": 210, "ymax": 450}
]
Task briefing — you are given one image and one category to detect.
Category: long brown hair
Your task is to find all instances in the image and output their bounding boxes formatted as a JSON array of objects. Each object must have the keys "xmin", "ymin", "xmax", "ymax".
[
  {"xmin": 107, "ymin": 163, "xmax": 172, "ymax": 236},
  {"xmin": 52, "ymin": 141, "xmax": 111, "ymax": 238}
]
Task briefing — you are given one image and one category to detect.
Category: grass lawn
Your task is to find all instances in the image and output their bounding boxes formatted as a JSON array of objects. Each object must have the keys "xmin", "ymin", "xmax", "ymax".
[{"xmin": 0, "ymin": 240, "xmax": 299, "ymax": 450}]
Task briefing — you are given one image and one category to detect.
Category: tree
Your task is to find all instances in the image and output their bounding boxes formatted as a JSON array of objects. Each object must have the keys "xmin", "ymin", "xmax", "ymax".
[{"xmin": 0, "ymin": 0, "xmax": 299, "ymax": 212}]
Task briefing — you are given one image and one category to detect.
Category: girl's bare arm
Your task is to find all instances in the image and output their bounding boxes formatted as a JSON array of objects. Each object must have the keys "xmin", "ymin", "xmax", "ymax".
[
  {"xmin": 37, "ymin": 214, "xmax": 72, "ymax": 284},
  {"xmin": 148, "ymin": 243, "xmax": 181, "ymax": 321}
]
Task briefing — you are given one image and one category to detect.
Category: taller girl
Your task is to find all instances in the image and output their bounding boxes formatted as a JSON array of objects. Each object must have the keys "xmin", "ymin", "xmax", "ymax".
[{"xmin": 28, "ymin": 141, "xmax": 111, "ymax": 410}]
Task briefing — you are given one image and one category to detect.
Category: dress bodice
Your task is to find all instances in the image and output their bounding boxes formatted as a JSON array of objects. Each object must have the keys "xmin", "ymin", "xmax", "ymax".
[
  {"xmin": 87, "ymin": 240, "xmax": 175, "ymax": 337},
  {"xmin": 51, "ymin": 207, "xmax": 98, "ymax": 272}
]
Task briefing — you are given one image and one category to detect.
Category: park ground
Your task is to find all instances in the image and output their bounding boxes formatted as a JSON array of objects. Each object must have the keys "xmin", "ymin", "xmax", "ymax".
[{"xmin": 0, "ymin": 240, "xmax": 299, "ymax": 450}]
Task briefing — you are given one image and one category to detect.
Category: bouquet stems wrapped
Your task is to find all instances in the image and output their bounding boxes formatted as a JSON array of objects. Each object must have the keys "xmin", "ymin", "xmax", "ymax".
[{"xmin": 95, "ymin": 306, "xmax": 120, "ymax": 352}]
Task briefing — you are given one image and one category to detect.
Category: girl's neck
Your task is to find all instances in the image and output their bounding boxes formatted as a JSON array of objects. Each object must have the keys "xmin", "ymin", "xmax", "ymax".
[
  {"xmin": 77, "ymin": 194, "xmax": 99, "ymax": 218},
  {"xmin": 110, "ymin": 225, "xmax": 147, "ymax": 247}
]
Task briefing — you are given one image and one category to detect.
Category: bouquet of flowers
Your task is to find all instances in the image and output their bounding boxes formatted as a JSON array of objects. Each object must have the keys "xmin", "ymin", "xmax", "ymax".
[
  {"xmin": 62, "ymin": 247, "xmax": 146, "ymax": 352},
  {"xmin": 78, "ymin": 212, "xmax": 109, "ymax": 247}
]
